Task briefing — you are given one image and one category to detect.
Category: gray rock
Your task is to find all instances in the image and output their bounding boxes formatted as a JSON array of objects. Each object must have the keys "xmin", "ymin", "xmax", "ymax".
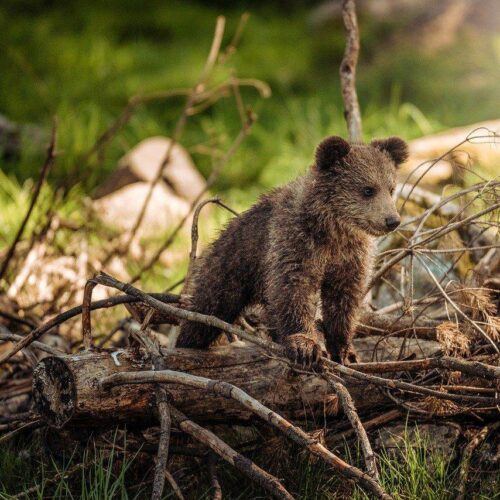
[{"xmin": 375, "ymin": 423, "xmax": 461, "ymax": 460}]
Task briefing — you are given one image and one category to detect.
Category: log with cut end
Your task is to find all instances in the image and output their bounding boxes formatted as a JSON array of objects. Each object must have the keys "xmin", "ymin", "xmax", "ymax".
[{"xmin": 31, "ymin": 345, "xmax": 382, "ymax": 429}]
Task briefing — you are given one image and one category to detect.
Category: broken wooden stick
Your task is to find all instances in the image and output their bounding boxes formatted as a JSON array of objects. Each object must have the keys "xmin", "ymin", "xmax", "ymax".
[
  {"xmin": 170, "ymin": 407, "xmax": 294, "ymax": 500},
  {"xmin": 102, "ymin": 369, "xmax": 391, "ymax": 499}
]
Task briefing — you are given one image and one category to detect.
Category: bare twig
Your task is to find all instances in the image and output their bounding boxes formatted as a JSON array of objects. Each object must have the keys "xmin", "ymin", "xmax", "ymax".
[
  {"xmin": 103, "ymin": 370, "xmax": 390, "ymax": 499},
  {"xmin": 457, "ymin": 422, "xmax": 500, "ymax": 500},
  {"xmin": 114, "ymin": 17, "xmax": 227, "ymax": 259},
  {"xmin": 208, "ymin": 453, "xmax": 222, "ymax": 500},
  {"xmin": 0, "ymin": 120, "xmax": 57, "ymax": 283},
  {"xmin": 328, "ymin": 410, "xmax": 401, "ymax": 445},
  {"xmin": 183, "ymin": 197, "xmax": 238, "ymax": 294},
  {"xmin": 417, "ymin": 256, "xmax": 499, "ymax": 353},
  {"xmin": 81, "ymin": 278, "xmax": 97, "ymax": 350},
  {"xmin": 329, "ymin": 381, "xmax": 379, "ymax": 479},
  {"xmin": 351, "ymin": 356, "xmax": 500, "ymax": 380},
  {"xmin": 130, "ymin": 113, "xmax": 255, "ymax": 283},
  {"xmin": 0, "ymin": 292, "xmax": 178, "ymax": 365},
  {"xmin": 371, "ymin": 200, "xmax": 500, "ymax": 288},
  {"xmin": 340, "ymin": 0, "xmax": 362, "ymax": 141},
  {"xmin": 13, "ymin": 462, "xmax": 86, "ymax": 499},
  {"xmin": 0, "ymin": 327, "xmax": 64, "ymax": 357},
  {"xmin": 0, "ymin": 419, "xmax": 44, "ymax": 445},
  {"xmin": 92, "ymin": 272, "xmax": 499, "ymax": 405},
  {"xmin": 165, "ymin": 469, "xmax": 185, "ymax": 500},
  {"xmin": 152, "ymin": 388, "xmax": 172, "ymax": 500},
  {"xmin": 170, "ymin": 407, "xmax": 294, "ymax": 500}
]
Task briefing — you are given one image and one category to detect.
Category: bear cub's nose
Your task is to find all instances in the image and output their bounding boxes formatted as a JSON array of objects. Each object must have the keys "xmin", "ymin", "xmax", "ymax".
[{"xmin": 385, "ymin": 216, "xmax": 401, "ymax": 231}]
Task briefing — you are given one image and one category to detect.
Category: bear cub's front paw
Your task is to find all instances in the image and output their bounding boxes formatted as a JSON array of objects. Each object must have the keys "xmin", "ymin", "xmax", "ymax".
[
  {"xmin": 284, "ymin": 332, "xmax": 323, "ymax": 367},
  {"xmin": 331, "ymin": 344, "xmax": 359, "ymax": 365}
]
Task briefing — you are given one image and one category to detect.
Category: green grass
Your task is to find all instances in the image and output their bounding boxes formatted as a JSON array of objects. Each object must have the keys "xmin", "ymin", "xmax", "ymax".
[
  {"xmin": 1, "ymin": 3, "xmax": 499, "ymax": 496},
  {"xmin": 3, "ymin": 423, "xmax": 496, "ymax": 499},
  {"xmin": 0, "ymin": 431, "xmax": 147, "ymax": 499}
]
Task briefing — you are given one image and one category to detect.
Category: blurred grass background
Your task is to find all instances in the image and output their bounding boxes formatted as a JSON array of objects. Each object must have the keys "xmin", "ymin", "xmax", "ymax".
[
  {"xmin": 1, "ymin": 0, "xmax": 499, "ymax": 290},
  {"xmin": 1, "ymin": 0, "xmax": 499, "ymax": 197},
  {"xmin": 1, "ymin": 2, "xmax": 499, "ymax": 497}
]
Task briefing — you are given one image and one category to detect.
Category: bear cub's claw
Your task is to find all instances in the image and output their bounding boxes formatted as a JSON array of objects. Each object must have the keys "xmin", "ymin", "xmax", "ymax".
[
  {"xmin": 331, "ymin": 344, "xmax": 359, "ymax": 365},
  {"xmin": 284, "ymin": 332, "xmax": 323, "ymax": 368}
]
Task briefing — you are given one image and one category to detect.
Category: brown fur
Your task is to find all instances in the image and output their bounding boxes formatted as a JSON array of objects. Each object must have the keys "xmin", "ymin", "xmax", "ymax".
[{"xmin": 176, "ymin": 136, "xmax": 408, "ymax": 364}]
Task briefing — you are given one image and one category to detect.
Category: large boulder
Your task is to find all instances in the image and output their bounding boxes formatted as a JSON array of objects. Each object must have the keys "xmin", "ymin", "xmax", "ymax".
[
  {"xmin": 92, "ymin": 137, "xmax": 206, "ymax": 236},
  {"xmin": 401, "ymin": 119, "xmax": 500, "ymax": 185},
  {"xmin": 94, "ymin": 137, "xmax": 206, "ymax": 202},
  {"xmin": 92, "ymin": 182, "xmax": 191, "ymax": 234}
]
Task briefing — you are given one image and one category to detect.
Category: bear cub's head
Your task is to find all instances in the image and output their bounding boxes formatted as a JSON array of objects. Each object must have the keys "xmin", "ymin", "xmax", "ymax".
[{"xmin": 313, "ymin": 135, "xmax": 408, "ymax": 236}]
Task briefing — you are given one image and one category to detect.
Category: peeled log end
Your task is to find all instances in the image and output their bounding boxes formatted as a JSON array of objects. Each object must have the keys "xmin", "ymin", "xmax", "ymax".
[
  {"xmin": 33, "ymin": 356, "xmax": 76, "ymax": 428},
  {"xmin": 33, "ymin": 351, "xmax": 156, "ymax": 429}
]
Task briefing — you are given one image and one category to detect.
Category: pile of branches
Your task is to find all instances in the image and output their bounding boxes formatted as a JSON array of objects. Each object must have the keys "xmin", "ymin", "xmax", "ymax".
[{"xmin": 1, "ymin": 3, "xmax": 499, "ymax": 499}]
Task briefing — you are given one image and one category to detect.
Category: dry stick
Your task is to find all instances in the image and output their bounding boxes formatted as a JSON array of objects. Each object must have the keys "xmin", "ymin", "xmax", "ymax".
[
  {"xmin": 165, "ymin": 469, "xmax": 185, "ymax": 500},
  {"xmin": 183, "ymin": 197, "xmax": 238, "ymax": 294},
  {"xmin": 352, "ymin": 356, "xmax": 500, "ymax": 380},
  {"xmin": 92, "ymin": 272, "xmax": 499, "ymax": 405},
  {"xmin": 208, "ymin": 453, "xmax": 222, "ymax": 500},
  {"xmin": 399, "ymin": 130, "xmax": 499, "ymax": 215},
  {"xmin": 0, "ymin": 309, "xmax": 38, "ymax": 329},
  {"xmin": 13, "ymin": 462, "xmax": 86, "ymax": 500},
  {"xmin": 152, "ymin": 387, "xmax": 172, "ymax": 500},
  {"xmin": 81, "ymin": 279, "xmax": 97, "ymax": 350},
  {"xmin": 131, "ymin": 310, "xmax": 173, "ymax": 500},
  {"xmin": 0, "ymin": 292, "xmax": 178, "ymax": 365},
  {"xmin": 103, "ymin": 371, "xmax": 389, "ymax": 499},
  {"xmin": 329, "ymin": 381, "xmax": 379, "ymax": 480},
  {"xmin": 116, "ymin": 17, "xmax": 227, "ymax": 260},
  {"xmin": 328, "ymin": 409, "xmax": 401, "ymax": 445},
  {"xmin": 0, "ymin": 419, "xmax": 44, "ymax": 445},
  {"xmin": 456, "ymin": 421, "xmax": 500, "ymax": 500},
  {"xmin": 130, "ymin": 115, "xmax": 255, "ymax": 283},
  {"xmin": 340, "ymin": 0, "xmax": 362, "ymax": 141},
  {"xmin": 0, "ymin": 121, "xmax": 57, "ymax": 282},
  {"xmin": 324, "ymin": 361, "xmax": 496, "ymax": 405},
  {"xmin": 370, "ymin": 200, "xmax": 500, "ymax": 289},
  {"xmin": 417, "ymin": 255, "xmax": 499, "ymax": 353},
  {"xmin": 170, "ymin": 407, "xmax": 294, "ymax": 500},
  {"xmin": 78, "ymin": 89, "xmax": 190, "ymax": 166},
  {"xmin": 0, "ymin": 329, "xmax": 64, "ymax": 357}
]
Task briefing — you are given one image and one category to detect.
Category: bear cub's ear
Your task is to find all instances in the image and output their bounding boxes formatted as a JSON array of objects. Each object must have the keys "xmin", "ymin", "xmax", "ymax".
[
  {"xmin": 315, "ymin": 136, "xmax": 351, "ymax": 170},
  {"xmin": 370, "ymin": 137, "xmax": 409, "ymax": 167}
]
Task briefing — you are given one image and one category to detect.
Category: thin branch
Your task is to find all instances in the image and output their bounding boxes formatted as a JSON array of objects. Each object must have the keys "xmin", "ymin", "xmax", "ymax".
[
  {"xmin": 81, "ymin": 279, "xmax": 97, "ymax": 350},
  {"xmin": 370, "ymin": 200, "xmax": 500, "ymax": 288},
  {"xmin": 0, "ymin": 328, "xmax": 64, "ymax": 357},
  {"xmin": 208, "ymin": 453, "xmax": 222, "ymax": 500},
  {"xmin": 340, "ymin": 0, "xmax": 362, "ymax": 141},
  {"xmin": 457, "ymin": 422, "xmax": 500, "ymax": 500},
  {"xmin": 0, "ymin": 292, "xmax": 178, "ymax": 365},
  {"xmin": 130, "ymin": 114, "xmax": 255, "ymax": 283},
  {"xmin": 102, "ymin": 370, "xmax": 391, "ymax": 499},
  {"xmin": 417, "ymin": 255, "xmax": 499, "ymax": 352},
  {"xmin": 183, "ymin": 197, "xmax": 238, "ymax": 294},
  {"xmin": 152, "ymin": 388, "xmax": 172, "ymax": 500},
  {"xmin": 113, "ymin": 17, "xmax": 227, "ymax": 260},
  {"xmin": 328, "ymin": 409, "xmax": 401, "ymax": 445},
  {"xmin": 170, "ymin": 407, "xmax": 294, "ymax": 500},
  {"xmin": 351, "ymin": 355, "xmax": 500, "ymax": 380},
  {"xmin": 92, "ymin": 272, "xmax": 499, "ymax": 405},
  {"xmin": 329, "ymin": 381, "xmax": 379, "ymax": 479},
  {"xmin": 0, "ymin": 120, "xmax": 57, "ymax": 283},
  {"xmin": 0, "ymin": 419, "xmax": 44, "ymax": 445},
  {"xmin": 165, "ymin": 469, "xmax": 185, "ymax": 500}
]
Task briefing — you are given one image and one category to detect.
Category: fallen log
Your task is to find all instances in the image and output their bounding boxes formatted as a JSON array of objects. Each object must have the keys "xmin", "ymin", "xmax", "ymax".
[{"xmin": 32, "ymin": 345, "xmax": 387, "ymax": 428}]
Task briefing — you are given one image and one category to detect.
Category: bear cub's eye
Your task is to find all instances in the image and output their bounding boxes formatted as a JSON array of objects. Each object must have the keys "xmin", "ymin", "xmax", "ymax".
[{"xmin": 362, "ymin": 187, "xmax": 376, "ymax": 198}]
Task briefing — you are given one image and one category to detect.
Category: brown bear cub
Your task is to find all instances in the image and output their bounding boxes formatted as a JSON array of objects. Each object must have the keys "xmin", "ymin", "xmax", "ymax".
[{"xmin": 176, "ymin": 136, "xmax": 408, "ymax": 365}]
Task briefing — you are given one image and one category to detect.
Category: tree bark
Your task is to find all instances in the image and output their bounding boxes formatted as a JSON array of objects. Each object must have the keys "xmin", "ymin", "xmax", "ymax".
[{"xmin": 33, "ymin": 344, "xmax": 391, "ymax": 429}]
